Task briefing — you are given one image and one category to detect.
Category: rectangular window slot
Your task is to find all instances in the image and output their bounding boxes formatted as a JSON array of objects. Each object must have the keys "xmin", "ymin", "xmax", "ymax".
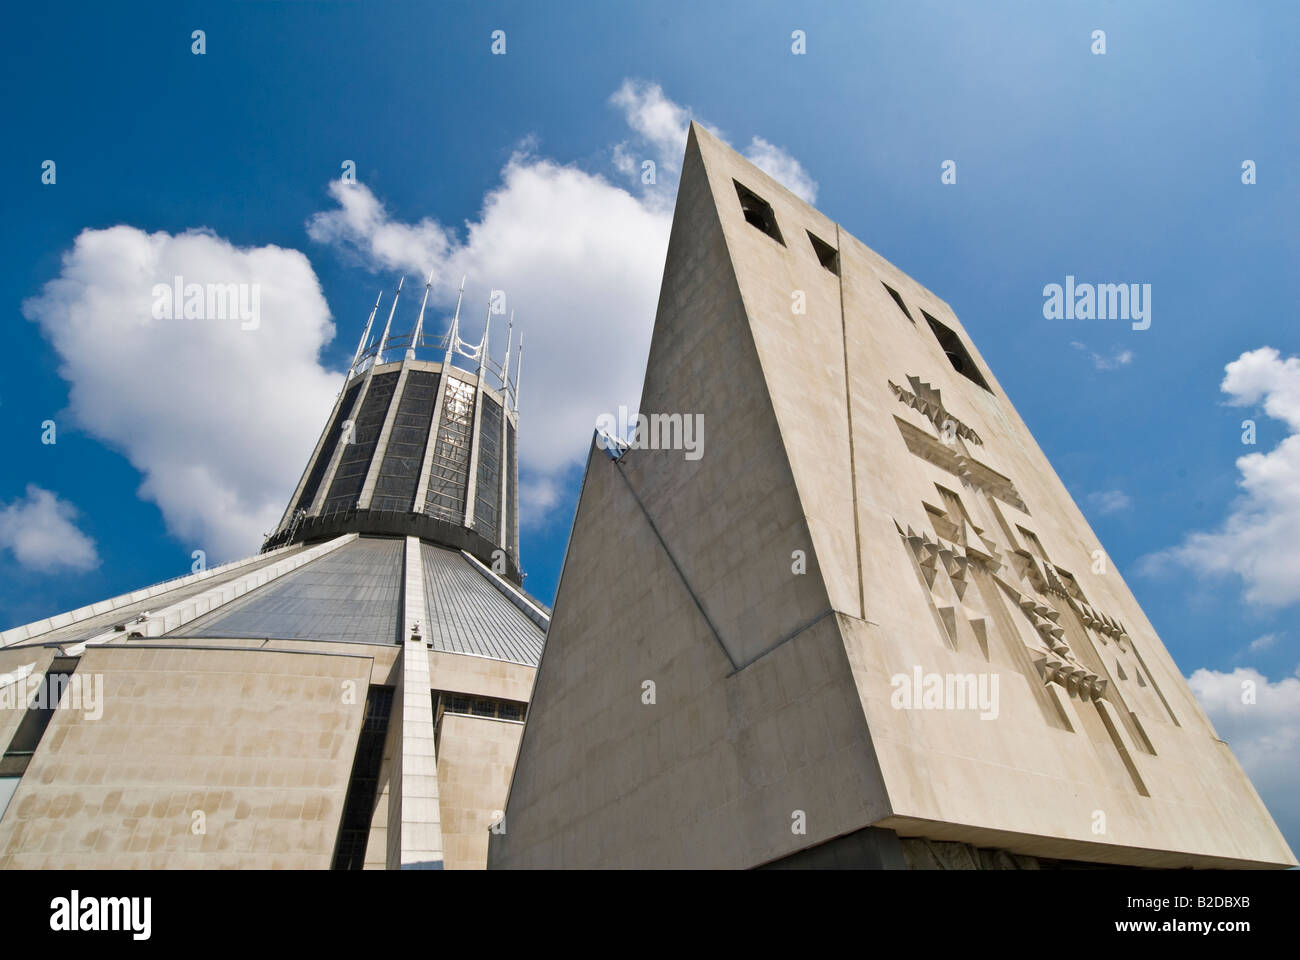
[
  {"xmin": 332, "ymin": 685, "xmax": 394, "ymax": 870},
  {"xmin": 734, "ymin": 180, "xmax": 784, "ymax": 245},
  {"xmin": 1, "ymin": 658, "xmax": 79, "ymax": 779},
  {"xmin": 923, "ymin": 310, "xmax": 992, "ymax": 392},
  {"xmin": 883, "ymin": 283, "xmax": 915, "ymax": 323},
  {"xmin": 807, "ymin": 231, "xmax": 839, "ymax": 275}
]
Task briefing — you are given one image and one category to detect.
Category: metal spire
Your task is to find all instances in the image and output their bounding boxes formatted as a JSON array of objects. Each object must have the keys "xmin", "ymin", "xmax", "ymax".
[
  {"xmin": 501, "ymin": 312, "xmax": 514, "ymax": 394},
  {"xmin": 408, "ymin": 269, "xmax": 435, "ymax": 361},
  {"xmin": 513, "ymin": 331, "xmax": 524, "ymax": 413},
  {"xmin": 376, "ymin": 276, "xmax": 403, "ymax": 366},
  {"xmin": 443, "ymin": 277, "xmax": 465, "ymax": 370},
  {"xmin": 477, "ymin": 304, "xmax": 492, "ymax": 381},
  {"xmin": 347, "ymin": 289, "xmax": 382, "ymax": 383}
]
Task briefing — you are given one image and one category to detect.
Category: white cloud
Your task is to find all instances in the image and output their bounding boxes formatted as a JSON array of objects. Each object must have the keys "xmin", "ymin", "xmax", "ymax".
[
  {"xmin": 0, "ymin": 485, "xmax": 99, "ymax": 572},
  {"xmin": 1187, "ymin": 666, "xmax": 1300, "ymax": 847},
  {"xmin": 609, "ymin": 80, "xmax": 693, "ymax": 180},
  {"xmin": 520, "ymin": 475, "xmax": 563, "ymax": 517},
  {"xmin": 1069, "ymin": 340, "xmax": 1133, "ymax": 371},
  {"xmin": 307, "ymin": 82, "xmax": 818, "ymax": 520},
  {"xmin": 309, "ymin": 156, "xmax": 670, "ymax": 485},
  {"xmin": 22, "ymin": 227, "xmax": 339, "ymax": 560},
  {"xmin": 608, "ymin": 80, "xmax": 818, "ymax": 203},
  {"xmin": 20, "ymin": 82, "xmax": 818, "ymax": 556},
  {"xmin": 742, "ymin": 136, "xmax": 819, "ymax": 204},
  {"xmin": 306, "ymin": 178, "xmax": 453, "ymax": 277},
  {"xmin": 1143, "ymin": 348, "xmax": 1300, "ymax": 607},
  {"xmin": 1248, "ymin": 633, "xmax": 1279, "ymax": 654},
  {"xmin": 1087, "ymin": 489, "xmax": 1131, "ymax": 514}
]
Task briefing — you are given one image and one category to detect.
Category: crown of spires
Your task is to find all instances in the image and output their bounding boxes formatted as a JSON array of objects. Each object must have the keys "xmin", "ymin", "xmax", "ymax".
[{"xmin": 345, "ymin": 273, "xmax": 524, "ymax": 414}]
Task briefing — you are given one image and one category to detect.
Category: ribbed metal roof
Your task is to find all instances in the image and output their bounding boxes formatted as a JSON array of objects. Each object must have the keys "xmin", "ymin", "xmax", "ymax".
[
  {"xmin": 422, "ymin": 543, "xmax": 545, "ymax": 666},
  {"xmin": 176, "ymin": 537, "xmax": 404, "ymax": 644},
  {"xmin": 155, "ymin": 537, "xmax": 546, "ymax": 665}
]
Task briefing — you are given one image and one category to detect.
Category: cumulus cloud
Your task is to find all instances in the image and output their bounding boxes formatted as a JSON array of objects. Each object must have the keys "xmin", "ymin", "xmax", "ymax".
[
  {"xmin": 22, "ymin": 227, "xmax": 339, "ymax": 559},
  {"xmin": 306, "ymin": 178, "xmax": 453, "ymax": 277},
  {"xmin": 0, "ymin": 485, "xmax": 99, "ymax": 572},
  {"xmin": 308, "ymin": 82, "xmax": 818, "ymax": 522},
  {"xmin": 310, "ymin": 155, "xmax": 670, "ymax": 484},
  {"xmin": 1087, "ymin": 489, "xmax": 1132, "ymax": 514},
  {"xmin": 742, "ymin": 136, "xmax": 819, "ymax": 204},
  {"xmin": 608, "ymin": 80, "xmax": 818, "ymax": 203},
  {"xmin": 20, "ymin": 82, "xmax": 817, "ymax": 554},
  {"xmin": 1142, "ymin": 348, "xmax": 1300, "ymax": 607},
  {"xmin": 1188, "ymin": 666, "xmax": 1300, "ymax": 846},
  {"xmin": 609, "ymin": 79, "xmax": 694, "ymax": 181}
]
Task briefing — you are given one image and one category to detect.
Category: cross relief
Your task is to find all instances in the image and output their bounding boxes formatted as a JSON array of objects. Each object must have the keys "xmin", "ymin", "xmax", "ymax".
[{"xmin": 889, "ymin": 374, "xmax": 1174, "ymax": 728}]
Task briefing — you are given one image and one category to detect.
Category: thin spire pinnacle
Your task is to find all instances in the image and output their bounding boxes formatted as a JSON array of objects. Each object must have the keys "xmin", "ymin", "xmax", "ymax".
[
  {"xmin": 408, "ymin": 268, "xmax": 435, "ymax": 361},
  {"xmin": 477, "ymin": 304, "xmax": 492, "ymax": 381},
  {"xmin": 513, "ymin": 331, "xmax": 524, "ymax": 413},
  {"xmin": 376, "ymin": 276, "xmax": 403, "ymax": 367},
  {"xmin": 443, "ymin": 276, "xmax": 465, "ymax": 369},
  {"xmin": 348, "ymin": 289, "xmax": 382, "ymax": 382},
  {"xmin": 502, "ymin": 312, "xmax": 514, "ymax": 393}
]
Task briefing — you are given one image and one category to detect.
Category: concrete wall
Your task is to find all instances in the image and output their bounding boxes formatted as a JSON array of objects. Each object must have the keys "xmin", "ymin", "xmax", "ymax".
[
  {"xmin": 435, "ymin": 713, "xmax": 523, "ymax": 869},
  {"xmin": 0, "ymin": 645, "xmax": 371, "ymax": 869},
  {"xmin": 429, "ymin": 650, "xmax": 534, "ymax": 703}
]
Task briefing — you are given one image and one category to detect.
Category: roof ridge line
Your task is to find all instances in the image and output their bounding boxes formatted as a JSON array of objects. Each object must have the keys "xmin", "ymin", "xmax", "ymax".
[{"xmin": 458, "ymin": 549, "xmax": 551, "ymax": 630}]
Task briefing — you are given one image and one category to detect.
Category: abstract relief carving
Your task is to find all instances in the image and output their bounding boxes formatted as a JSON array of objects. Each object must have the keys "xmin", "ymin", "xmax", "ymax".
[{"xmin": 890, "ymin": 374, "xmax": 1171, "ymax": 795}]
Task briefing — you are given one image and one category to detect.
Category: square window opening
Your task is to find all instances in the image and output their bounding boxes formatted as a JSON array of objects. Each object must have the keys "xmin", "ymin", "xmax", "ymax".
[{"xmin": 734, "ymin": 180, "xmax": 784, "ymax": 245}]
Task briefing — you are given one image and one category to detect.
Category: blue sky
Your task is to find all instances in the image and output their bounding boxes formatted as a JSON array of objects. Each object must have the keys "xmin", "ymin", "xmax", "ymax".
[{"xmin": 2, "ymin": 2, "xmax": 1298, "ymax": 848}]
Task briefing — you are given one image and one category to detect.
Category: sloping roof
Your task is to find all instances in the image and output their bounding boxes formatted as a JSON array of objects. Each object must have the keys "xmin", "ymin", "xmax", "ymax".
[
  {"xmin": 158, "ymin": 536, "xmax": 547, "ymax": 666},
  {"xmin": 176, "ymin": 537, "xmax": 404, "ymax": 645},
  {"xmin": 3, "ymin": 546, "xmax": 307, "ymax": 649},
  {"xmin": 422, "ymin": 543, "xmax": 545, "ymax": 666},
  {"xmin": 9, "ymin": 532, "xmax": 548, "ymax": 666}
]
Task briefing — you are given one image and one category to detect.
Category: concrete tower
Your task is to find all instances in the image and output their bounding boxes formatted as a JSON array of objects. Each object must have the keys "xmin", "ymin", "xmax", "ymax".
[
  {"xmin": 266, "ymin": 273, "xmax": 524, "ymax": 582},
  {"xmin": 0, "ymin": 281, "xmax": 546, "ymax": 870},
  {"xmin": 489, "ymin": 124, "xmax": 1295, "ymax": 869}
]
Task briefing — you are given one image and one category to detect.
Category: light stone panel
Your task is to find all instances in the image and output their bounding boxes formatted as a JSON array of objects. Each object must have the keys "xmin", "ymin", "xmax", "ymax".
[
  {"xmin": 0, "ymin": 645, "xmax": 371, "ymax": 869},
  {"xmin": 428, "ymin": 649, "xmax": 534, "ymax": 703},
  {"xmin": 434, "ymin": 713, "xmax": 523, "ymax": 869}
]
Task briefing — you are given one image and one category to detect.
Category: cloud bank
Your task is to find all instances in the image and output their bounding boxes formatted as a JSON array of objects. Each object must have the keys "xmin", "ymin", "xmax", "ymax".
[
  {"xmin": 1143, "ymin": 347, "xmax": 1300, "ymax": 607},
  {"xmin": 307, "ymin": 81, "xmax": 818, "ymax": 508},
  {"xmin": 1188, "ymin": 666, "xmax": 1300, "ymax": 846},
  {"xmin": 22, "ymin": 226, "xmax": 339, "ymax": 559},
  {"xmin": 23, "ymin": 82, "xmax": 816, "ymax": 557}
]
